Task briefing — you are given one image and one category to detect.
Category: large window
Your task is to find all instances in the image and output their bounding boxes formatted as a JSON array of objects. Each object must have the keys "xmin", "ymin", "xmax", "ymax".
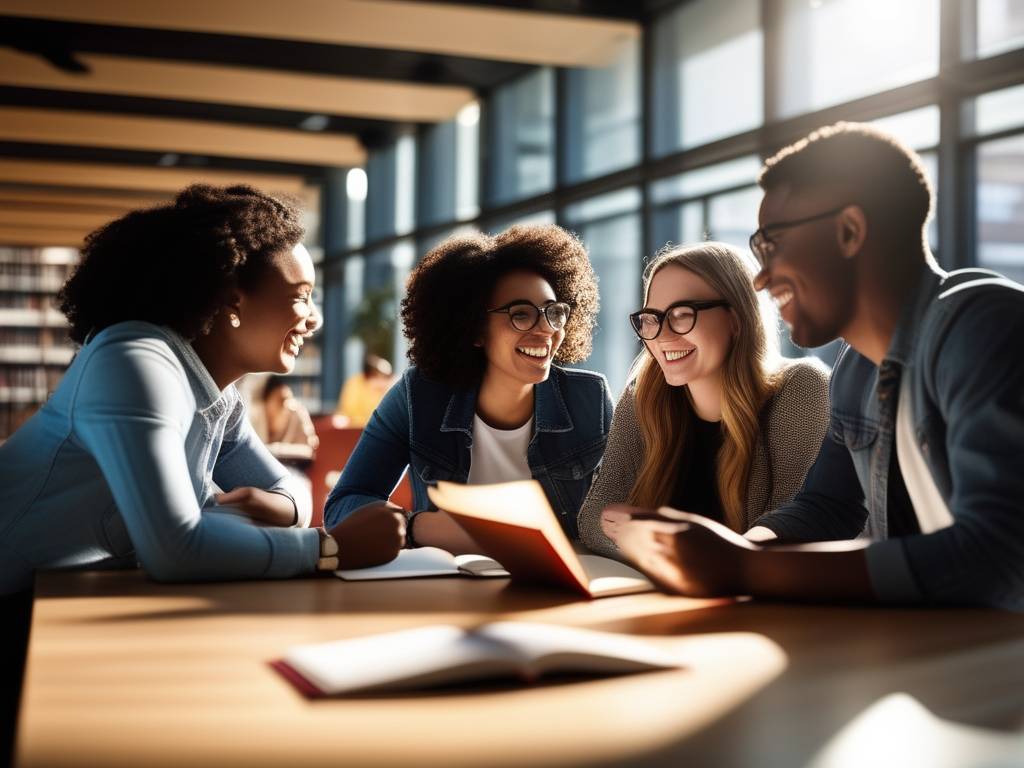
[
  {"xmin": 651, "ymin": 0, "xmax": 763, "ymax": 155},
  {"xmin": 649, "ymin": 156, "xmax": 762, "ymax": 251},
  {"xmin": 774, "ymin": 0, "xmax": 939, "ymax": 118},
  {"xmin": 418, "ymin": 104, "xmax": 480, "ymax": 227},
  {"xmin": 975, "ymin": 0, "xmax": 1024, "ymax": 58},
  {"xmin": 316, "ymin": 0, "xmax": 1024, "ymax": 399},
  {"xmin": 564, "ymin": 189, "xmax": 643, "ymax": 394},
  {"xmin": 971, "ymin": 84, "xmax": 1024, "ymax": 283},
  {"xmin": 563, "ymin": 40, "xmax": 640, "ymax": 181},
  {"xmin": 487, "ymin": 69, "xmax": 555, "ymax": 205}
]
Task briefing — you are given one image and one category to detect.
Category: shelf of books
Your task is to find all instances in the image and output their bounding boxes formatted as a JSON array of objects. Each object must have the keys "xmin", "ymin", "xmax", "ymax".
[{"xmin": 0, "ymin": 246, "xmax": 79, "ymax": 442}]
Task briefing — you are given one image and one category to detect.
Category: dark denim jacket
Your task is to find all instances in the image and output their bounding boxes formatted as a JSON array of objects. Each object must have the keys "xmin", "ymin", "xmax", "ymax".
[
  {"xmin": 324, "ymin": 365, "xmax": 614, "ymax": 539},
  {"xmin": 755, "ymin": 264, "xmax": 1024, "ymax": 611}
]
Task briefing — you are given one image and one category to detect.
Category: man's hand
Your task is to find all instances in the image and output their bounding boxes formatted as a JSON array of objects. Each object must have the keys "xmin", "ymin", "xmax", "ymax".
[
  {"xmin": 215, "ymin": 487, "xmax": 296, "ymax": 527},
  {"xmin": 327, "ymin": 501, "xmax": 406, "ymax": 569},
  {"xmin": 601, "ymin": 504, "xmax": 757, "ymax": 597}
]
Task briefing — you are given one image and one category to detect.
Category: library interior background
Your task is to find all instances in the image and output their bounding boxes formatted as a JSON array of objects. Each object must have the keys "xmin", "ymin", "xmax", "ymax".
[{"xmin": 2, "ymin": 0, "xmax": 1024, "ymax": 441}]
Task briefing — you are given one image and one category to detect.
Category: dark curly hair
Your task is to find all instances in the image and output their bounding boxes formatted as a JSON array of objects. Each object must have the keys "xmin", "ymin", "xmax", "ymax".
[
  {"xmin": 401, "ymin": 224, "xmax": 600, "ymax": 389},
  {"xmin": 59, "ymin": 184, "xmax": 305, "ymax": 344}
]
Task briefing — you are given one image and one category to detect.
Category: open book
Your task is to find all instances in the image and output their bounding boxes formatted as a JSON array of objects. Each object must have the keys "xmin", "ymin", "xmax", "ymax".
[
  {"xmin": 427, "ymin": 480, "xmax": 653, "ymax": 598},
  {"xmin": 335, "ymin": 546, "xmax": 509, "ymax": 580},
  {"xmin": 271, "ymin": 621, "xmax": 681, "ymax": 696}
]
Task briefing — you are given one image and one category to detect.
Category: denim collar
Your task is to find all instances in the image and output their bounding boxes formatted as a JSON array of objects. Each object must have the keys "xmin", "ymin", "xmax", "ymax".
[
  {"xmin": 883, "ymin": 262, "xmax": 945, "ymax": 368},
  {"xmin": 161, "ymin": 326, "xmax": 234, "ymax": 419},
  {"xmin": 439, "ymin": 369, "xmax": 575, "ymax": 440}
]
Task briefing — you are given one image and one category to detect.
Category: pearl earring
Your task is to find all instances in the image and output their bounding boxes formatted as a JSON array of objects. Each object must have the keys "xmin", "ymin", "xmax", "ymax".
[{"xmin": 229, "ymin": 314, "xmax": 241, "ymax": 328}]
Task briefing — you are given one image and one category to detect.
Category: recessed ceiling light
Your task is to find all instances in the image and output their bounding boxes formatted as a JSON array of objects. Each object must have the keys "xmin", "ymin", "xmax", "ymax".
[{"xmin": 299, "ymin": 114, "xmax": 330, "ymax": 131}]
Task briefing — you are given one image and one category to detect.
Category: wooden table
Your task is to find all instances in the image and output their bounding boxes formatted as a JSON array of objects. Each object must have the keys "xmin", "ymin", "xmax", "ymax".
[{"xmin": 16, "ymin": 571, "xmax": 1024, "ymax": 768}]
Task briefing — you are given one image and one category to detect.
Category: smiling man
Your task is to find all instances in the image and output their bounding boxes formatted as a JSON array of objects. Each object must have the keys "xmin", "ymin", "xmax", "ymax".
[{"xmin": 604, "ymin": 122, "xmax": 1024, "ymax": 610}]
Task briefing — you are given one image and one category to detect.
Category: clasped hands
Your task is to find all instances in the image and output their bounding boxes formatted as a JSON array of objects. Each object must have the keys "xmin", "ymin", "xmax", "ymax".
[
  {"xmin": 216, "ymin": 489, "xmax": 406, "ymax": 570},
  {"xmin": 600, "ymin": 504, "xmax": 760, "ymax": 597}
]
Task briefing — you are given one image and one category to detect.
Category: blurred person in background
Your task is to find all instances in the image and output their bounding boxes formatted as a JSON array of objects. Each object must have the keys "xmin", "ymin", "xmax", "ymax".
[{"xmin": 335, "ymin": 354, "xmax": 396, "ymax": 427}]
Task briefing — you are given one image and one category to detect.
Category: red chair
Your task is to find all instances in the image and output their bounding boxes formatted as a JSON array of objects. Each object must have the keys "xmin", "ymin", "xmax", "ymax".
[{"xmin": 308, "ymin": 415, "xmax": 414, "ymax": 527}]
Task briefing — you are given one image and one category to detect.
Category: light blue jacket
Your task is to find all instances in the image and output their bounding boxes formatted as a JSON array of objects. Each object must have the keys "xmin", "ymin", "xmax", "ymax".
[{"xmin": 0, "ymin": 321, "xmax": 319, "ymax": 593}]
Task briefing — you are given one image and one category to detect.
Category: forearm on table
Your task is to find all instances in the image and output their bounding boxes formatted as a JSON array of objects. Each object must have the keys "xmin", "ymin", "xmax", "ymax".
[
  {"xmin": 741, "ymin": 541, "xmax": 875, "ymax": 602},
  {"xmin": 411, "ymin": 511, "xmax": 480, "ymax": 555}
]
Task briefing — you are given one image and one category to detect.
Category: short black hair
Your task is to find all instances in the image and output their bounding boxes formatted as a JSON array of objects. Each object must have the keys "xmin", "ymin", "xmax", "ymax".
[
  {"xmin": 59, "ymin": 184, "xmax": 304, "ymax": 344},
  {"xmin": 759, "ymin": 122, "xmax": 933, "ymax": 243},
  {"xmin": 401, "ymin": 224, "xmax": 599, "ymax": 389}
]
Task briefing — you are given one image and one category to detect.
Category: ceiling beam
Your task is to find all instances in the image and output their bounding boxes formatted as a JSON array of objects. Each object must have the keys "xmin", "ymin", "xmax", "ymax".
[
  {"xmin": 0, "ymin": 208, "xmax": 113, "ymax": 230},
  {"xmin": 0, "ymin": 107, "xmax": 365, "ymax": 167},
  {"xmin": 0, "ymin": 186, "xmax": 166, "ymax": 212},
  {"xmin": 0, "ymin": 159, "xmax": 309, "ymax": 194},
  {"xmin": 0, "ymin": 49, "xmax": 475, "ymax": 123},
  {"xmin": 0, "ymin": 224, "xmax": 89, "ymax": 247},
  {"xmin": 0, "ymin": 0, "xmax": 639, "ymax": 67}
]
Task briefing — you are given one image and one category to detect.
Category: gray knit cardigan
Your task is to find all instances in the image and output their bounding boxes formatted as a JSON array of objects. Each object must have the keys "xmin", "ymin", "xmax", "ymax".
[{"xmin": 577, "ymin": 358, "xmax": 831, "ymax": 558}]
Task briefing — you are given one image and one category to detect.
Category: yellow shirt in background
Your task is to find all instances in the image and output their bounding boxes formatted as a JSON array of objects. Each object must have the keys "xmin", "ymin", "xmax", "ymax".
[{"xmin": 335, "ymin": 373, "xmax": 394, "ymax": 427}]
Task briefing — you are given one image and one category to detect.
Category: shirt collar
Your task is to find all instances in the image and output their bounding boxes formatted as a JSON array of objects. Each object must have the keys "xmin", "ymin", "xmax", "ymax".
[
  {"xmin": 883, "ymin": 262, "xmax": 945, "ymax": 368},
  {"xmin": 440, "ymin": 369, "xmax": 574, "ymax": 438}
]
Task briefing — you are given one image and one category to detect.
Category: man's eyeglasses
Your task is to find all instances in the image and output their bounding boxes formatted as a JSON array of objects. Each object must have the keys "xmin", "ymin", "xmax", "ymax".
[
  {"xmin": 629, "ymin": 300, "xmax": 730, "ymax": 340},
  {"xmin": 488, "ymin": 301, "xmax": 572, "ymax": 332},
  {"xmin": 748, "ymin": 205, "xmax": 850, "ymax": 268}
]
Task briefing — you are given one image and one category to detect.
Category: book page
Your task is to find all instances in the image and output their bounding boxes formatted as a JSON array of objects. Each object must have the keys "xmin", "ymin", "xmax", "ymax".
[
  {"xmin": 428, "ymin": 480, "xmax": 590, "ymax": 593},
  {"xmin": 334, "ymin": 547, "xmax": 460, "ymax": 580},
  {"xmin": 480, "ymin": 622, "xmax": 680, "ymax": 679},
  {"xmin": 454, "ymin": 554, "xmax": 510, "ymax": 578},
  {"xmin": 281, "ymin": 625, "xmax": 519, "ymax": 695},
  {"xmin": 578, "ymin": 554, "xmax": 654, "ymax": 597}
]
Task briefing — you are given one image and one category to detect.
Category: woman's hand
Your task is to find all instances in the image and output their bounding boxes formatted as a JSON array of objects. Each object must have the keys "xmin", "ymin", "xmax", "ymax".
[
  {"xmin": 601, "ymin": 504, "xmax": 757, "ymax": 597},
  {"xmin": 215, "ymin": 487, "xmax": 297, "ymax": 527},
  {"xmin": 326, "ymin": 501, "xmax": 406, "ymax": 569}
]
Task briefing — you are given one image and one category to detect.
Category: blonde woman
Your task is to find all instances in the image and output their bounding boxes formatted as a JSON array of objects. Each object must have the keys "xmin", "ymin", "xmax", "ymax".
[{"xmin": 577, "ymin": 242, "xmax": 830, "ymax": 558}]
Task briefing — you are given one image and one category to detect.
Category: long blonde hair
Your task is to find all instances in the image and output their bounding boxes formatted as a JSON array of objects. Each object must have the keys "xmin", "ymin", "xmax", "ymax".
[{"xmin": 626, "ymin": 242, "xmax": 780, "ymax": 531}]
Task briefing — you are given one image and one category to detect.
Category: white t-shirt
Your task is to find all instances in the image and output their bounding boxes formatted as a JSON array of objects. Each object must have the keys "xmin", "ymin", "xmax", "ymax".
[
  {"xmin": 467, "ymin": 414, "xmax": 534, "ymax": 486},
  {"xmin": 896, "ymin": 376, "xmax": 954, "ymax": 534}
]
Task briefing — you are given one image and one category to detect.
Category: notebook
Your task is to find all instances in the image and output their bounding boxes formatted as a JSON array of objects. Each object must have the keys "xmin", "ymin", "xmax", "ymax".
[
  {"xmin": 335, "ymin": 546, "xmax": 509, "ymax": 580},
  {"xmin": 271, "ymin": 621, "xmax": 681, "ymax": 696},
  {"xmin": 427, "ymin": 480, "xmax": 653, "ymax": 598}
]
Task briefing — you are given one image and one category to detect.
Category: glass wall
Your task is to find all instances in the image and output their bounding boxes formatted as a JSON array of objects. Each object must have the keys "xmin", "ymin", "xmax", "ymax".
[
  {"xmin": 773, "ymin": 0, "xmax": 939, "ymax": 118},
  {"xmin": 318, "ymin": 0, "xmax": 1024, "ymax": 403},
  {"xmin": 651, "ymin": 0, "xmax": 763, "ymax": 155},
  {"xmin": 486, "ymin": 68, "xmax": 555, "ymax": 206},
  {"xmin": 565, "ymin": 189, "xmax": 643, "ymax": 395},
  {"xmin": 563, "ymin": 40, "xmax": 641, "ymax": 181}
]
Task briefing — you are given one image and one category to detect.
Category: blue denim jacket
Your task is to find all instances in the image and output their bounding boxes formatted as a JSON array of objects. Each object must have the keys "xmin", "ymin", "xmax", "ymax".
[
  {"xmin": 324, "ymin": 365, "xmax": 614, "ymax": 539},
  {"xmin": 754, "ymin": 265, "xmax": 1024, "ymax": 610},
  {"xmin": 0, "ymin": 321, "xmax": 318, "ymax": 593}
]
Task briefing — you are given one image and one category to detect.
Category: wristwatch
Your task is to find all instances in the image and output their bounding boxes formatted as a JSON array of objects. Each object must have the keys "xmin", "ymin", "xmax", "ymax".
[
  {"xmin": 405, "ymin": 510, "xmax": 425, "ymax": 549},
  {"xmin": 316, "ymin": 528, "xmax": 340, "ymax": 572}
]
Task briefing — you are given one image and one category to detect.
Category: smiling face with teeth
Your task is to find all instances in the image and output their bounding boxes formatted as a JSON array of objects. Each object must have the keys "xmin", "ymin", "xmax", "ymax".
[
  {"xmin": 643, "ymin": 265, "xmax": 736, "ymax": 391},
  {"xmin": 222, "ymin": 242, "xmax": 321, "ymax": 379},
  {"xmin": 753, "ymin": 185, "xmax": 859, "ymax": 349},
  {"xmin": 480, "ymin": 270, "xmax": 565, "ymax": 389}
]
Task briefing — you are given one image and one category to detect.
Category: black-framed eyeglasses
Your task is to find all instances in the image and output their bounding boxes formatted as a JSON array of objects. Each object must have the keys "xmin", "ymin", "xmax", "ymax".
[
  {"xmin": 488, "ymin": 301, "xmax": 572, "ymax": 332},
  {"xmin": 629, "ymin": 300, "xmax": 730, "ymax": 340},
  {"xmin": 748, "ymin": 205, "xmax": 850, "ymax": 268}
]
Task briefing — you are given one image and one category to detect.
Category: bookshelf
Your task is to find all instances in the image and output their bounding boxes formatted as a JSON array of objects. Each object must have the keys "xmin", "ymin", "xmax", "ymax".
[{"xmin": 0, "ymin": 246, "xmax": 79, "ymax": 441}]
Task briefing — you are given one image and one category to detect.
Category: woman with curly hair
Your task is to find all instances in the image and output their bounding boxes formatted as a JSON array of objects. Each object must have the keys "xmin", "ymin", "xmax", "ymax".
[
  {"xmin": 578, "ymin": 242, "xmax": 830, "ymax": 558},
  {"xmin": 324, "ymin": 224, "xmax": 612, "ymax": 552},
  {"xmin": 0, "ymin": 184, "xmax": 404, "ymax": 594}
]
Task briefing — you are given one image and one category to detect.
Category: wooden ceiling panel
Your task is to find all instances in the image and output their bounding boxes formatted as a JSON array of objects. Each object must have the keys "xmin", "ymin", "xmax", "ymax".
[
  {"xmin": 0, "ymin": 0, "xmax": 639, "ymax": 67},
  {"xmin": 0, "ymin": 159, "xmax": 308, "ymax": 194},
  {"xmin": 0, "ymin": 224, "xmax": 91, "ymax": 247},
  {"xmin": 0, "ymin": 49, "xmax": 475, "ymax": 123},
  {"xmin": 0, "ymin": 107, "xmax": 365, "ymax": 167}
]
